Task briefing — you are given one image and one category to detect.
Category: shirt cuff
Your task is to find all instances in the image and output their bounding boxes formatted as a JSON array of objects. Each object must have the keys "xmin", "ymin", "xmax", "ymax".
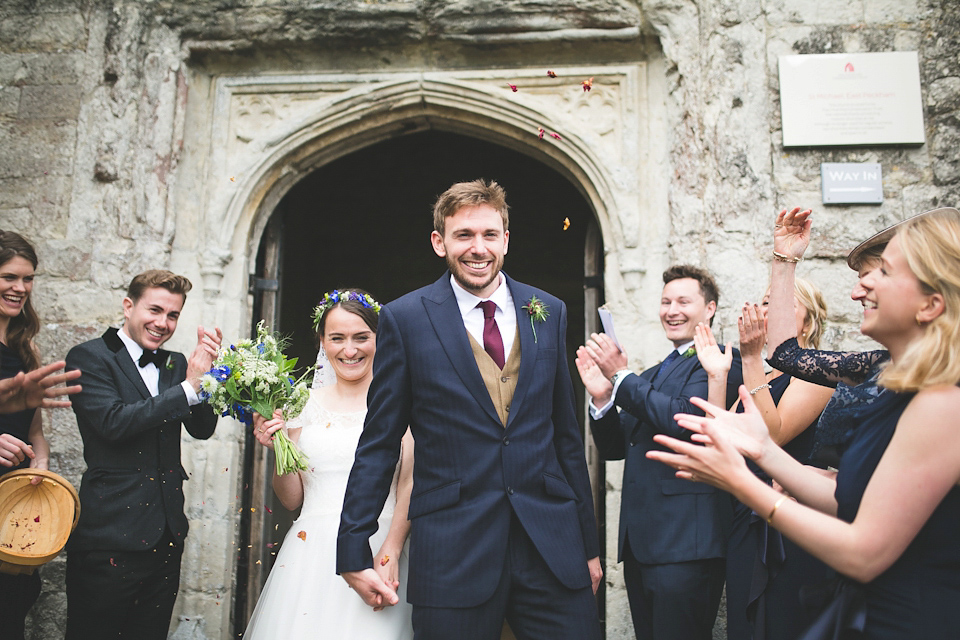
[
  {"xmin": 588, "ymin": 370, "xmax": 634, "ymax": 419},
  {"xmin": 589, "ymin": 398, "xmax": 615, "ymax": 419},
  {"xmin": 181, "ymin": 380, "xmax": 200, "ymax": 406}
]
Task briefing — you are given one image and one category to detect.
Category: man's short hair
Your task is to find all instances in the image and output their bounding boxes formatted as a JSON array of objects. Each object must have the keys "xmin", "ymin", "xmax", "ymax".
[
  {"xmin": 126, "ymin": 270, "xmax": 193, "ymax": 303},
  {"xmin": 663, "ymin": 264, "xmax": 719, "ymax": 308},
  {"xmin": 432, "ymin": 179, "xmax": 509, "ymax": 235}
]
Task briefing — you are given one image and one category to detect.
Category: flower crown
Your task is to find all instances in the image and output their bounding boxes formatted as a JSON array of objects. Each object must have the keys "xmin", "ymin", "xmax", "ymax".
[{"xmin": 312, "ymin": 290, "xmax": 382, "ymax": 331}]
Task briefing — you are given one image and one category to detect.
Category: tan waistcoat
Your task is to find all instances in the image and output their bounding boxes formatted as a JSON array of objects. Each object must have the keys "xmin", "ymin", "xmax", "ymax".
[{"xmin": 467, "ymin": 331, "xmax": 521, "ymax": 427}]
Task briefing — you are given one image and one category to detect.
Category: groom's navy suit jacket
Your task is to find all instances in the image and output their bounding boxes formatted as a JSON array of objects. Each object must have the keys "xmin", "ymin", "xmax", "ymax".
[
  {"xmin": 337, "ymin": 273, "xmax": 599, "ymax": 608},
  {"xmin": 66, "ymin": 328, "xmax": 217, "ymax": 552},
  {"xmin": 590, "ymin": 347, "xmax": 742, "ymax": 565}
]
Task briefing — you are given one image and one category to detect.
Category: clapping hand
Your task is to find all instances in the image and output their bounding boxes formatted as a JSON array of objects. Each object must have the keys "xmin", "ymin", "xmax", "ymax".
[
  {"xmin": 774, "ymin": 207, "xmax": 812, "ymax": 262},
  {"xmin": 738, "ymin": 304, "xmax": 767, "ymax": 359},
  {"xmin": 693, "ymin": 323, "xmax": 732, "ymax": 380},
  {"xmin": 0, "ymin": 361, "xmax": 82, "ymax": 413},
  {"xmin": 646, "ymin": 388, "xmax": 777, "ymax": 493},
  {"xmin": 186, "ymin": 325, "xmax": 224, "ymax": 391}
]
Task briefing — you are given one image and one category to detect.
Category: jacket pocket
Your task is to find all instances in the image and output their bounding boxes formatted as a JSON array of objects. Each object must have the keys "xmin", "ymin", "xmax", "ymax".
[
  {"xmin": 661, "ymin": 478, "xmax": 716, "ymax": 495},
  {"xmin": 408, "ymin": 480, "xmax": 460, "ymax": 519},
  {"xmin": 543, "ymin": 472, "xmax": 577, "ymax": 500}
]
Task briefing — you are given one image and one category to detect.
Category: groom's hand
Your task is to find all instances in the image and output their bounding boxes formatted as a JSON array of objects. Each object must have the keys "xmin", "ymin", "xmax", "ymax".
[
  {"xmin": 186, "ymin": 326, "xmax": 223, "ymax": 391},
  {"xmin": 342, "ymin": 568, "xmax": 399, "ymax": 610},
  {"xmin": 588, "ymin": 556, "xmax": 603, "ymax": 594}
]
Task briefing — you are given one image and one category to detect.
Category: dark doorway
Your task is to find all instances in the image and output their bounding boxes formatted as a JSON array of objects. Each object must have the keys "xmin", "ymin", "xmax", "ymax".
[{"xmin": 236, "ymin": 128, "xmax": 603, "ymax": 630}]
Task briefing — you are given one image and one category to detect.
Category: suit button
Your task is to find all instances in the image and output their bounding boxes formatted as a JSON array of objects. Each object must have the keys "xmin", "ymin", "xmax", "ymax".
[
  {"xmin": 507, "ymin": 487, "xmax": 514, "ymax": 495},
  {"xmin": 501, "ymin": 376, "xmax": 508, "ymax": 383},
  {"xmin": 505, "ymin": 405, "xmax": 510, "ymax": 412},
  {"xmin": 502, "ymin": 437, "xmax": 509, "ymax": 446}
]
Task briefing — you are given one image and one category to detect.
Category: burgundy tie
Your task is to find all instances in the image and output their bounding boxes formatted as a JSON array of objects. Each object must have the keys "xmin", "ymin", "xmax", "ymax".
[{"xmin": 478, "ymin": 300, "xmax": 505, "ymax": 369}]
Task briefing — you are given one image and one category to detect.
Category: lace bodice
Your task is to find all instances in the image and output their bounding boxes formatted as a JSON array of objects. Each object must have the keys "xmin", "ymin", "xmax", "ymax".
[
  {"xmin": 288, "ymin": 390, "xmax": 399, "ymax": 520},
  {"xmin": 767, "ymin": 338, "xmax": 889, "ymax": 387}
]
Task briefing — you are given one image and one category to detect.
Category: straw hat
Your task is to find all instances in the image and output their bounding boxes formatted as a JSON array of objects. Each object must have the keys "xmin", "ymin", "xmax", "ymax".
[
  {"xmin": 847, "ymin": 207, "xmax": 960, "ymax": 270},
  {"xmin": 0, "ymin": 468, "xmax": 80, "ymax": 575}
]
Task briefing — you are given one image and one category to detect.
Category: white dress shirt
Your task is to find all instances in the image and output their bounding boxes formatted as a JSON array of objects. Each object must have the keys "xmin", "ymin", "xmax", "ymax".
[
  {"xmin": 450, "ymin": 273, "xmax": 517, "ymax": 357},
  {"xmin": 118, "ymin": 326, "xmax": 200, "ymax": 405}
]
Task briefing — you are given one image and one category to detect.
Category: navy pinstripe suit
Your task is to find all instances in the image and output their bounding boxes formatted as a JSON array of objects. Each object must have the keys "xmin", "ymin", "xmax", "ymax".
[{"xmin": 337, "ymin": 273, "xmax": 600, "ymax": 636}]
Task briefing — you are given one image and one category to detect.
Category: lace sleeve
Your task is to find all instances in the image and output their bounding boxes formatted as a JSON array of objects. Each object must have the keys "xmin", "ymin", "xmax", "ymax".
[{"xmin": 766, "ymin": 337, "xmax": 889, "ymax": 387}]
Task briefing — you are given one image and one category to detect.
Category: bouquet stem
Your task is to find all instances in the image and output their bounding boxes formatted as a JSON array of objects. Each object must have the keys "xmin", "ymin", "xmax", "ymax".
[{"xmin": 273, "ymin": 431, "xmax": 309, "ymax": 475}]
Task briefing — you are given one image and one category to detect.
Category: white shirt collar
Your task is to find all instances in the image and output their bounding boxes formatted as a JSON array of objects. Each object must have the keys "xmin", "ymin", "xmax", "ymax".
[
  {"xmin": 672, "ymin": 339, "xmax": 695, "ymax": 355},
  {"xmin": 450, "ymin": 273, "xmax": 510, "ymax": 315}
]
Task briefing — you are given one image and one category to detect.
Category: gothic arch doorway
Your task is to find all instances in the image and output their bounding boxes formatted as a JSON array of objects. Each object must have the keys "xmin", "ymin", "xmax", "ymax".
[{"xmin": 235, "ymin": 128, "xmax": 605, "ymax": 630}]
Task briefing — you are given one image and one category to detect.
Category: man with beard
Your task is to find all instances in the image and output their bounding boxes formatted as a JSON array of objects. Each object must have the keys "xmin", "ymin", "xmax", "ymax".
[{"xmin": 338, "ymin": 179, "xmax": 602, "ymax": 639}]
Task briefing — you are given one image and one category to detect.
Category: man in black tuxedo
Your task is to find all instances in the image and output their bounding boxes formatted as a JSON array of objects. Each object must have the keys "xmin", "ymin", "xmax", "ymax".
[
  {"xmin": 338, "ymin": 180, "xmax": 602, "ymax": 639},
  {"xmin": 64, "ymin": 270, "xmax": 222, "ymax": 640},
  {"xmin": 577, "ymin": 265, "xmax": 742, "ymax": 640}
]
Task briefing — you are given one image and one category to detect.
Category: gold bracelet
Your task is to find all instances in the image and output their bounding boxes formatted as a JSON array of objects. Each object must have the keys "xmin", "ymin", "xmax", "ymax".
[
  {"xmin": 772, "ymin": 250, "xmax": 802, "ymax": 263},
  {"xmin": 749, "ymin": 383, "xmax": 772, "ymax": 395},
  {"xmin": 766, "ymin": 495, "xmax": 789, "ymax": 524}
]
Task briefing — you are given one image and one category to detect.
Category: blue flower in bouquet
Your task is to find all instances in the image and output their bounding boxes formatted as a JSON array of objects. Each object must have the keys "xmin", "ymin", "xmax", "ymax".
[{"xmin": 200, "ymin": 321, "xmax": 312, "ymax": 474}]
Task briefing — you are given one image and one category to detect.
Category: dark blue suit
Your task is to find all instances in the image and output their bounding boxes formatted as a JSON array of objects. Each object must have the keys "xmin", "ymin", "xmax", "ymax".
[
  {"xmin": 591, "ymin": 346, "xmax": 742, "ymax": 640},
  {"xmin": 338, "ymin": 273, "xmax": 600, "ymax": 639}
]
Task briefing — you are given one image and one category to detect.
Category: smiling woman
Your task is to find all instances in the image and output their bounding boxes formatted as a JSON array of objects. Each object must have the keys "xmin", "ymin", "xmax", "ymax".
[{"xmin": 0, "ymin": 229, "xmax": 50, "ymax": 640}]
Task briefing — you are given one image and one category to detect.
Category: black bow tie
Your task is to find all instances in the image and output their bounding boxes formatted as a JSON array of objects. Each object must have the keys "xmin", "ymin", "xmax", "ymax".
[{"xmin": 138, "ymin": 350, "xmax": 167, "ymax": 369}]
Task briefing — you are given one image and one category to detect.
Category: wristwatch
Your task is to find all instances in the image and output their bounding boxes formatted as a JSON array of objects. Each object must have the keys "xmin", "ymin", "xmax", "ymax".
[{"xmin": 610, "ymin": 368, "xmax": 633, "ymax": 388}]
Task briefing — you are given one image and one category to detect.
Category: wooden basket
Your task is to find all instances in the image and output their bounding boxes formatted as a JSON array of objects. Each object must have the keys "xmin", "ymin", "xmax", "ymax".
[{"xmin": 0, "ymin": 469, "xmax": 80, "ymax": 575}]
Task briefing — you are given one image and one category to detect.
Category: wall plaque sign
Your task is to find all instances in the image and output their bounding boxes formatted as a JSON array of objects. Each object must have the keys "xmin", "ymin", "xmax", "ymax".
[
  {"xmin": 779, "ymin": 52, "xmax": 925, "ymax": 147},
  {"xmin": 821, "ymin": 162, "xmax": 883, "ymax": 205}
]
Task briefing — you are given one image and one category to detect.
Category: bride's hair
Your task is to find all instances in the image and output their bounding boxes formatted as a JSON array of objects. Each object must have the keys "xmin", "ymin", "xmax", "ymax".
[{"xmin": 313, "ymin": 288, "xmax": 380, "ymax": 345}]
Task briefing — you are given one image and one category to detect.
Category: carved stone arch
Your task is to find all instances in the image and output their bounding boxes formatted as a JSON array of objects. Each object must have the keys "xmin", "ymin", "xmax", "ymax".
[{"xmin": 214, "ymin": 75, "xmax": 626, "ymax": 288}]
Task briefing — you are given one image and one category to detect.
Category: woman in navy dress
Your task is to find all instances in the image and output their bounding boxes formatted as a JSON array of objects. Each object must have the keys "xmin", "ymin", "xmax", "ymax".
[
  {"xmin": 650, "ymin": 207, "xmax": 960, "ymax": 639},
  {"xmin": 696, "ymin": 278, "xmax": 833, "ymax": 639},
  {"xmin": 0, "ymin": 230, "xmax": 51, "ymax": 640}
]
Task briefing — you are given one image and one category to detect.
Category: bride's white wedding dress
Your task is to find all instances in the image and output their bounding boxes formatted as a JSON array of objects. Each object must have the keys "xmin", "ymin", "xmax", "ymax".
[{"xmin": 243, "ymin": 391, "xmax": 413, "ymax": 638}]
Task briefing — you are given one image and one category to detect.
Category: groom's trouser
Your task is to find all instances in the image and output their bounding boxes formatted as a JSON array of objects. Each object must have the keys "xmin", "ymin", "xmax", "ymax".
[
  {"xmin": 65, "ymin": 529, "xmax": 183, "ymax": 640},
  {"xmin": 412, "ymin": 512, "xmax": 602, "ymax": 640}
]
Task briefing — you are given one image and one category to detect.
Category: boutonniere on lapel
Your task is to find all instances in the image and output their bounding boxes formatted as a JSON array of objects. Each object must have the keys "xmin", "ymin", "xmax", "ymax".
[
  {"xmin": 164, "ymin": 354, "xmax": 175, "ymax": 370},
  {"xmin": 681, "ymin": 346, "xmax": 696, "ymax": 358},
  {"xmin": 522, "ymin": 295, "xmax": 550, "ymax": 343}
]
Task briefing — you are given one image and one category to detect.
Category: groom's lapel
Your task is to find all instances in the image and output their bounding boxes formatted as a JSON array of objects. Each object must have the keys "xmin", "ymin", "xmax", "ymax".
[
  {"xmin": 422, "ymin": 275, "xmax": 501, "ymax": 426},
  {"xmin": 504, "ymin": 276, "xmax": 538, "ymax": 429}
]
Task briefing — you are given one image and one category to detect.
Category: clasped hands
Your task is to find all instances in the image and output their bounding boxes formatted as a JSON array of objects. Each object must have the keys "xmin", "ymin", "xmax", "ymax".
[{"xmin": 575, "ymin": 332, "xmax": 627, "ymax": 406}]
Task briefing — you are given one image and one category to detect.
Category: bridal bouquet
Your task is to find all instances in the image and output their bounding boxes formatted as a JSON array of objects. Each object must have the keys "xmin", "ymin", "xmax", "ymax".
[{"xmin": 200, "ymin": 321, "xmax": 311, "ymax": 475}]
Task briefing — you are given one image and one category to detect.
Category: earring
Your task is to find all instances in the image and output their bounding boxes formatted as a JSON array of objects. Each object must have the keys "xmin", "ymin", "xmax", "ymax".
[{"xmin": 916, "ymin": 313, "xmax": 923, "ymax": 327}]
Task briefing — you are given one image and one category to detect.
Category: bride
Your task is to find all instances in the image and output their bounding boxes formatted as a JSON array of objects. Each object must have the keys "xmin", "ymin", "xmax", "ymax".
[{"xmin": 244, "ymin": 289, "xmax": 414, "ymax": 638}]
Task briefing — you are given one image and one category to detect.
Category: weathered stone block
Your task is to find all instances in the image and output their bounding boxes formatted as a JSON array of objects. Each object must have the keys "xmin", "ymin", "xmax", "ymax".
[
  {"xmin": 19, "ymin": 84, "xmax": 82, "ymax": 119},
  {"xmin": 0, "ymin": 120, "xmax": 76, "ymax": 179},
  {"xmin": 0, "ymin": 86, "xmax": 19, "ymax": 116},
  {"xmin": 0, "ymin": 13, "xmax": 87, "ymax": 54}
]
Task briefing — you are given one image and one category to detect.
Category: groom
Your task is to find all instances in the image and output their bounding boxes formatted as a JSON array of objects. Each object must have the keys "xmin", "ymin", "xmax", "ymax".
[{"xmin": 338, "ymin": 180, "xmax": 602, "ymax": 639}]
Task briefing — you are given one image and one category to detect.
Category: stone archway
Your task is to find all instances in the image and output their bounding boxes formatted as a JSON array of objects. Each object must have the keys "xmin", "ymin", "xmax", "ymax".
[{"xmin": 173, "ymin": 64, "xmax": 668, "ymax": 637}]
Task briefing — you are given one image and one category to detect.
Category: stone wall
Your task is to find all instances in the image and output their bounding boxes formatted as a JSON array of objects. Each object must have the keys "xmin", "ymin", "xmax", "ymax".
[{"xmin": 0, "ymin": 1, "xmax": 957, "ymax": 639}]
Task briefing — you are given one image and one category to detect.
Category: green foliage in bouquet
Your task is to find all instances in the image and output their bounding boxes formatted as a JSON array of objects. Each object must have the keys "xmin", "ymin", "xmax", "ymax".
[{"xmin": 200, "ymin": 321, "xmax": 312, "ymax": 474}]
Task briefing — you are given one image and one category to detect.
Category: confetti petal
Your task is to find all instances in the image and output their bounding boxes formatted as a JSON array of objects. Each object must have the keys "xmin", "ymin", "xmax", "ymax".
[
  {"xmin": 537, "ymin": 127, "xmax": 545, "ymax": 140},
  {"xmin": 507, "ymin": 83, "xmax": 518, "ymax": 92},
  {"xmin": 380, "ymin": 555, "xmax": 390, "ymax": 566},
  {"xmin": 547, "ymin": 70, "xmax": 558, "ymax": 78},
  {"xmin": 549, "ymin": 132, "xmax": 562, "ymax": 140},
  {"xmin": 582, "ymin": 77, "xmax": 594, "ymax": 92},
  {"xmin": 562, "ymin": 217, "xmax": 571, "ymax": 231},
  {"xmin": 297, "ymin": 530, "xmax": 307, "ymax": 541}
]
